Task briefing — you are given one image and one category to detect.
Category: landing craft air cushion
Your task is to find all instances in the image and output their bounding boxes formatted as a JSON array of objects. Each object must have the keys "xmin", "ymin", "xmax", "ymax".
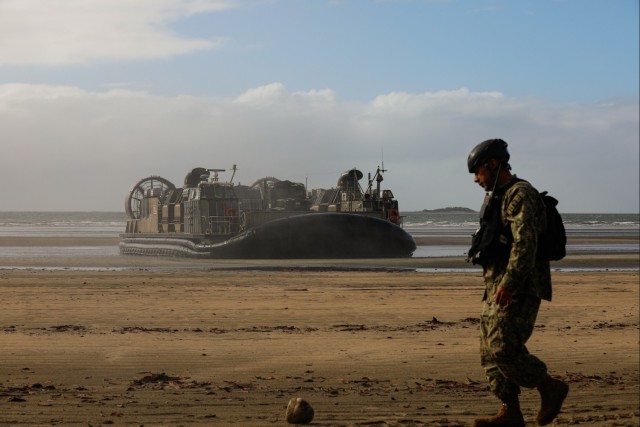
[{"xmin": 119, "ymin": 166, "xmax": 416, "ymax": 258}]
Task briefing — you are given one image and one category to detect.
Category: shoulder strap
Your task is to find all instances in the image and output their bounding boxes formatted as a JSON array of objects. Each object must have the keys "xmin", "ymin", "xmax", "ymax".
[{"xmin": 493, "ymin": 177, "xmax": 524, "ymax": 197}]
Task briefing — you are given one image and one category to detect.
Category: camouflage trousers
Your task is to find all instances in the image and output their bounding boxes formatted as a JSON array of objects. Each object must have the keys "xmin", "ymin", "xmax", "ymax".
[{"xmin": 480, "ymin": 291, "xmax": 548, "ymax": 402}]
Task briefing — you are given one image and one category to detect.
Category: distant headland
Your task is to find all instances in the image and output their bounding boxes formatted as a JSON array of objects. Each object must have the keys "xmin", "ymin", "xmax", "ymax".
[{"xmin": 421, "ymin": 207, "xmax": 477, "ymax": 213}]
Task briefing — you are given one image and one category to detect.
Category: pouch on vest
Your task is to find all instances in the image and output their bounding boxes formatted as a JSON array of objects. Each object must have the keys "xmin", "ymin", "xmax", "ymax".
[{"xmin": 467, "ymin": 193, "xmax": 512, "ymax": 267}]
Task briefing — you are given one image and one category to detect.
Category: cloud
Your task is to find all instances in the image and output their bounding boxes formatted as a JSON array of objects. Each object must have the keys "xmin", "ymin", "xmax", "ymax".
[
  {"xmin": 0, "ymin": 0, "xmax": 234, "ymax": 65},
  {"xmin": 0, "ymin": 83, "xmax": 638, "ymax": 212},
  {"xmin": 234, "ymin": 83, "xmax": 338, "ymax": 107}
]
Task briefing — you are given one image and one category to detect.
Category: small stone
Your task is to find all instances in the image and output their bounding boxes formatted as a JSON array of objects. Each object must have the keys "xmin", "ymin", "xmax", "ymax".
[{"xmin": 285, "ymin": 397, "xmax": 314, "ymax": 424}]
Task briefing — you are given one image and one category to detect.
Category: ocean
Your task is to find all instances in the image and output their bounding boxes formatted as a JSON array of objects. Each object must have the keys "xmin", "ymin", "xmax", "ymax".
[
  {"xmin": 403, "ymin": 211, "xmax": 639, "ymax": 258},
  {"xmin": 0, "ymin": 211, "xmax": 638, "ymax": 259},
  {"xmin": 404, "ymin": 211, "xmax": 640, "ymax": 235}
]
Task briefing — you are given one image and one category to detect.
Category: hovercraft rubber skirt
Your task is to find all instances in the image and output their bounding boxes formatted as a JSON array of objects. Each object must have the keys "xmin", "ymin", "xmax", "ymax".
[{"xmin": 120, "ymin": 213, "xmax": 416, "ymax": 259}]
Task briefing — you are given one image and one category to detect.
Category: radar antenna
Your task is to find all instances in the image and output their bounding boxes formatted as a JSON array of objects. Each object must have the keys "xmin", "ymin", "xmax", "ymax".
[{"xmin": 207, "ymin": 168, "xmax": 226, "ymax": 183}]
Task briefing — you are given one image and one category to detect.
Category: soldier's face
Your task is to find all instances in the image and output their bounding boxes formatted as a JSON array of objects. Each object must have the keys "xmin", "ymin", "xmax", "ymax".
[{"xmin": 473, "ymin": 164, "xmax": 492, "ymax": 190}]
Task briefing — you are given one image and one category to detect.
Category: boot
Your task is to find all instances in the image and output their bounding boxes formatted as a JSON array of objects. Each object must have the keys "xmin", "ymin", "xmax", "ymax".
[
  {"xmin": 536, "ymin": 375, "xmax": 569, "ymax": 426},
  {"xmin": 472, "ymin": 399, "xmax": 525, "ymax": 427}
]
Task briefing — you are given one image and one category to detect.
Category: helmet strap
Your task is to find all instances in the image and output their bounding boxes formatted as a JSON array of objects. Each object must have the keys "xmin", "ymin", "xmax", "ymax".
[{"xmin": 490, "ymin": 162, "xmax": 502, "ymax": 194}]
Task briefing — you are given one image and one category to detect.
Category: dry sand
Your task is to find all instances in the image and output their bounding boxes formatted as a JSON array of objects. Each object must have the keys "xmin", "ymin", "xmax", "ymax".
[{"xmin": 0, "ymin": 237, "xmax": 638, "ymax": 426}]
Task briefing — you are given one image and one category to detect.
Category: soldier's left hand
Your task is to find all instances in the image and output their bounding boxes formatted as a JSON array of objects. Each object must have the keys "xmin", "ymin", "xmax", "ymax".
[{"xmin": 493, "ymin": 286, "xmax": 513, "ymax": 307}]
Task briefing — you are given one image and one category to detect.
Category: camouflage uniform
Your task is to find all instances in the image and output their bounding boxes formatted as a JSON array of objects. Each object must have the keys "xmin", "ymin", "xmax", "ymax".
[{"xmin": 479, "ymin": 177, "xmax": 552, "ymax": 402}]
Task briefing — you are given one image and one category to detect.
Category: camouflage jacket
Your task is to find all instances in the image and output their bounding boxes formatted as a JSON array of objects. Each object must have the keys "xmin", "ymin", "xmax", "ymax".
[{"xmin": 482, "ymin": 177, "xmax": 552, "ymax": 301}]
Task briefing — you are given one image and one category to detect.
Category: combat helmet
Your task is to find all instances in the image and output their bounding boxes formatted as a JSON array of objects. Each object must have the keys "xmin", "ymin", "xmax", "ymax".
[{"xmin": 467, "ymin": 138, "xmax": 510, "ymax": 173}]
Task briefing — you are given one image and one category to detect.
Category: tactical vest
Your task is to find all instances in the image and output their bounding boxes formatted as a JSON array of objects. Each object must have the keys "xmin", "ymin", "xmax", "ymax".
[{"xmin": 467, "ymin": 179, "xmax": 520, "ymax": 268}]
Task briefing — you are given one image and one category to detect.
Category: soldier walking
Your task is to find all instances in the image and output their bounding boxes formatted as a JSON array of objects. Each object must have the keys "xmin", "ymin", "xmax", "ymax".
[{"xmin": 466, "ymin": 139, "xmax": 569, "ymax": 426}]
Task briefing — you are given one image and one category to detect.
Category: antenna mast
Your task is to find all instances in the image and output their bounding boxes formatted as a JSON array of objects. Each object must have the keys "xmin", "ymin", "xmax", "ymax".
[{"xmin": 230, "ymin": 164, "xmax": 238, "ymax": 183}]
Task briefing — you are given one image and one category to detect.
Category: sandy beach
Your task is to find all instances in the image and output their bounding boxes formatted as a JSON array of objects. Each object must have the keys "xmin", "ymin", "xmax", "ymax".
[{"xmin": 0, "ymin": 235, "xmax": 638, "ymax": 426}]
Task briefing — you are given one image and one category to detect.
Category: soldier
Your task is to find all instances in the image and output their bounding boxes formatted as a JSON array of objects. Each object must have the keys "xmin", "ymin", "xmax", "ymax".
[{"xmin": 466, "ymin": 139, "xmax": 569, "ymax": 426}]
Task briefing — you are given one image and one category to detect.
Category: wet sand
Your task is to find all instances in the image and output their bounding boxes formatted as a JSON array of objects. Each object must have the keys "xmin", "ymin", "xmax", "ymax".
[{"xmin": 0, "ymin": 236, "xmax": 638, "ymax": 426}]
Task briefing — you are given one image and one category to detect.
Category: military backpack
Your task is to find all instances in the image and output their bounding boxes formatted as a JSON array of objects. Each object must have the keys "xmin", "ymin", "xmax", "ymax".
[
  {"xmin": 537, "ymin": 191, "xmax": 566, "ymax": 261},
  {"xmin": 467, "ymin": 181, "xmax": 566, "ymax": 265}
]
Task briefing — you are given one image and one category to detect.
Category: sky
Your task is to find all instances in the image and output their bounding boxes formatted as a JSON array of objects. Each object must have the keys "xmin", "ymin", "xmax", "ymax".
[{"xmin": 0, "ymin": 0, "xmax": 638, "ymax": 213}]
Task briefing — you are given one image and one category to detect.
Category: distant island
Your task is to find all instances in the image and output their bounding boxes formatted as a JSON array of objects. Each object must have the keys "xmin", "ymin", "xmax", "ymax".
[{"xmin": 421, "ymin": 207, "xmax": 477, "ymax": 213}]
